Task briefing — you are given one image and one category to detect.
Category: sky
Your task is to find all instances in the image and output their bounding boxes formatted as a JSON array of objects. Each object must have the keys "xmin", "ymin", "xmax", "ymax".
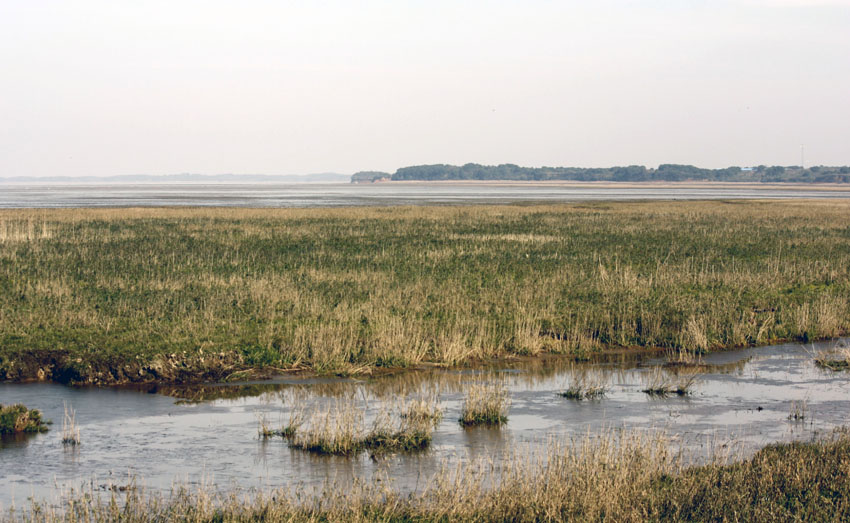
[{"xmin": 1, "ymin": 1, "xmax": 849, "ymax": 177}]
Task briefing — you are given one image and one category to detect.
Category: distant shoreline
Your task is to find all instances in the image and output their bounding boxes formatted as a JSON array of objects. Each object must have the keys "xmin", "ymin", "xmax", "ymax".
[{"xmin": 355, "ymin": 179, "xmax": 850, "ymax": 191}]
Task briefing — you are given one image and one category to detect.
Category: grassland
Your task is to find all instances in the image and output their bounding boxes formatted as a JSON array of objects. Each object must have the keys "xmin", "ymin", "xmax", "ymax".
[
  {"xmin": 9, "ymin": 429, "xmax": 850, "ymax": 522},
  {"xmin": 1, "ymin": 200, "xmax": 849, "ymax": 385}
]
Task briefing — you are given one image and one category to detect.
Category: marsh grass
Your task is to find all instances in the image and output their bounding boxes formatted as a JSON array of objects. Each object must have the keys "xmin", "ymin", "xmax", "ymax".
[
  {"xmin": 287, "ymin": 397, "xmax": 439, "ymax": 455},
  {"xmin": 288, "ymin": 401, "xmax": 363, "ymax": 455},
  {"xmin": 361, "ymin": 409, "xmax": 433, "ymax": 455},
  {"xmin": 11, "ymin": 428, "xmax": 850, "ymax": 522},
  {"xmin": 399, "ymin": 395, "xmax": 443, "ymax": 426},
  {"xmin": 641, "ymin": 368, "xmax": 699, "ymax": 397},
  {"xmin": 1, "ymin": 202, "xmax": 850, "ymax": 384},
  {"xmin": 814, "ymin": 343, "xmax": 850, "ymax": 371},
  {"xmin": 61, "ymin": 401, "xmax": 80, "ymax": 446},
  {"xmin": 459, "ymin": 382, "xmax": 510, "ymax": 426},
  {"xmin": 0, "ymin": 403, "xmax": 49, "ymax": 434},
  {"xmin": 559, "ymin": 373, "xmax": 608, "ymax": 400}
]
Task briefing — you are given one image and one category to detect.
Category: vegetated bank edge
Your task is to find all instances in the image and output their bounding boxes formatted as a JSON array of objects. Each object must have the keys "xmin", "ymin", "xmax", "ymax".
[
  {"xmin": 1, "ymin": 200, "xmax": 849, "ymax": 387},
  {"xmin": 7, "ymin": 428, "xmax": 850, "ymax": 522}
]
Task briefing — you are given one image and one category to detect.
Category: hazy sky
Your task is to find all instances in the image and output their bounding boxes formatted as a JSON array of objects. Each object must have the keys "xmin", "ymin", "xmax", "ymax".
[{"xmin": 2, "ymin": 1, "xmax": 849, "ymax": 177}]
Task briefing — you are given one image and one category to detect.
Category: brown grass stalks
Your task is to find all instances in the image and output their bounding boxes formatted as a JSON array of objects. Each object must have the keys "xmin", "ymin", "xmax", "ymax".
[
  {"xmin": 641, "ymin": 368, "xmax": 699, "ymax": 397},
  {"xmin": 459, "ymin": 382, "xmax": 510, "ymax": 426},
  {"xmin": 61, "ymin": 401, "xmax": 80, "ymax": 446}
]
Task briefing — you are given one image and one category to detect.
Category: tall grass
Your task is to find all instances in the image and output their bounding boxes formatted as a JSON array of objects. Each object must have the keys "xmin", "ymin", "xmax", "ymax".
[
  {"xmin": 459, "ymin": 382, "xmax": 510, "ymax": 426},
  {"xmin": 641, "ymin": 368, "xmax": 699, "ymax": 397},
  {"xmin": 1, "ymin": 201, "xmax": 849, "ymax": 384},
  {"xmin": 9, "ymin": 429, "xmax": 850, "ymax": 522},
  {"xmin": 61, "ymin": 401, "xmax": 80, "ymax": 446},
  {"xmin": 814, "ymin": 341, "xmax": 850, "ymax": 371},
  {"xmin": 286, "ymin": 397, "xmax": 439, "ymax": 455}
]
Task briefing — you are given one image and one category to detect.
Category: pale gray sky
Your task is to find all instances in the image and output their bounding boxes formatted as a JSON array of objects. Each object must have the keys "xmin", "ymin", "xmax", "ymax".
[{"xmin": 1, "ymin": 1, "xmax": 849, "ymax": 177}]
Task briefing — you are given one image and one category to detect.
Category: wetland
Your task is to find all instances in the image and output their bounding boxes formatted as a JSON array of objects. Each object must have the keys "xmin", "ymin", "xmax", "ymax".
[{"xmin": 2, "ymin": 200, "xmax": 850, "ymax": 520}]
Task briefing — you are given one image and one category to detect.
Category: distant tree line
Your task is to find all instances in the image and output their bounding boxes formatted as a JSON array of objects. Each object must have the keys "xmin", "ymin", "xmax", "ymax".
[{"xmin": 352, "ymin": 164, "xmax": 850, "ymax": 183}]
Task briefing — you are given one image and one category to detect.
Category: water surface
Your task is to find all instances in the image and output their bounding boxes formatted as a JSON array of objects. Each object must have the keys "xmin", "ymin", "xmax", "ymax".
[
  {"xmin": 1, "ymin": 339, "xmax": 848, "ymax": 508},
  {"xmin": 3, "ymin": 182, "xmax": 850, "ymax": 208}
]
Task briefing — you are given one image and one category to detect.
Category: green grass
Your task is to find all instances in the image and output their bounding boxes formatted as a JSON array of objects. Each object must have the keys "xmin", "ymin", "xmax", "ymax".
[
  {"xmin": 1, "ymin": 201, "xmax": 850, "ymax": 384},
  {"xmin": 0, "ymin": 403, "xmax": 49, "ymax": 434}
]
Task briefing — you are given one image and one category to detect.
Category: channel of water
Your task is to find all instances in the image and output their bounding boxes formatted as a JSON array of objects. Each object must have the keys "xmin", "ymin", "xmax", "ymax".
[{"xmin": 2, "ymin": 339, "xmax": 848, "ymax": 508}]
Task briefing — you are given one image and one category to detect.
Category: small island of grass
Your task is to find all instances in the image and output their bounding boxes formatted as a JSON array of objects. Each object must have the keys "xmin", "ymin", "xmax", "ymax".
[{"xmin": 0, "ymin": 404, "xmax": 49, "ymax": 434}]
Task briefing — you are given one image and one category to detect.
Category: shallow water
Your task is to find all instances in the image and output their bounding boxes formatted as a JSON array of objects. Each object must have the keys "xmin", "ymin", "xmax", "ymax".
[
  {"xmin": 2, "ymin": 182, "xmax": 850, "ymax": 208},
  {"xmin": 1, "ymin": 339, "xmax": 848, "ymax": 508}
]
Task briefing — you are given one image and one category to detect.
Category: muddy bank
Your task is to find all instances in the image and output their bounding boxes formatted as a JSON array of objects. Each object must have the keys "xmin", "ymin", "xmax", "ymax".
[
  {"xmin": 0, "ymin": 336, "xmax": 823, "ymax": 388},
  {"xmin": 0, "ymin": 349, "xmax": 254, "ymax": 386}
]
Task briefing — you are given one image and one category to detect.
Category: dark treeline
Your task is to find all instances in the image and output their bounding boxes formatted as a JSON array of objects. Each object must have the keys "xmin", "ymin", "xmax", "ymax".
[{"xmin": 352, "ymin": 164, "xmax": 850, "ymax": 183}]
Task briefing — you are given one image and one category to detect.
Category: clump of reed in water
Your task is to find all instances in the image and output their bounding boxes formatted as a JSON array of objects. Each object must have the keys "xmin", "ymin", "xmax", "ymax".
[
  {"xmin": 459, "ymin": 382, "xmax": 510, "ymax": 426},
  {"xmin": 62, "ymin": 401, "xmax": 80, "ymax": 446},
  {"xmin": 641, "ymin": 368, "xmax": 699, "ymax": 397}
]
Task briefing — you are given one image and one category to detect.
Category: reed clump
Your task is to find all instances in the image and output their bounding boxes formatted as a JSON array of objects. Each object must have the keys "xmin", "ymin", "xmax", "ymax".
[
  {"xmin": 459, "ymin": 382, "xmax": 510, "ymax": 426},
  {"xmin": 814, "ymin": 345, "xmax": 850, "ymax": 371},
  {"xmin": 10, "ymin": 428, "xmax": 850, "ymax": 522},
  {"xmin": 1, "ymin": 201, "xmax": 849, "ymax": 385},
  {"xmin": 0, "ymin": 403, "xmax": 49, "ymax": 434},
  {"xmin": 641, "ymin": 368, "xmax": 699, "ymax": 397},
  {"xmin": 286, "ymin": 397, "xmax": 439, "ymax": 455},
  {"xmin": 399, "ymin": 395, "xmax": 443, "ymax": 426},
  {"xmin": 559, "ymin": 374, "xmax": 608, "ymax": 400},
  {"xmin": 61, "ymin": 401, "xmax": 80, "ymax": 446}
]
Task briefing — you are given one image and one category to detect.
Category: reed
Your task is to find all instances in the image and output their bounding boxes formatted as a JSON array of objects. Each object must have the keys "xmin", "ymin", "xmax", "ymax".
[
  {"xmin": 559, "ymin": 374, "xmax": 608, "ymax": 400},
  {"xmin": 399, "ymin": 395, "xmax": 443, "ymax": 426},
  {"xmin": 283, "ymin": 397, "xmax": 440, "ymax": 455},
  {"xmin": 459, "ymin": 382, "xmax": 510, "ymax": 426},
  {"xmin": 814, "ymin": 344, "xmax": 850, "ymax": 371},
  {"xmin": 1, "ymin": 201, "xmax": 849, "ymax": 385},
  {"xmin": 288, "ymin": 400, "xmax": 363, "ymax": 455},
  {"xmin": 641, "ymin": 368, "xmax": 699, "ymax": 397},
  {"xmin": 61, "ymin": 401, "xmax": 80, "ymax": 446}
]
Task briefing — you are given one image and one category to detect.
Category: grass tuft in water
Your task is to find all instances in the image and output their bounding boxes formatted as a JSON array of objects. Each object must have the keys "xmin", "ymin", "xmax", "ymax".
[
  {"xmin": 284, "ymin": 398, "xmax": 439, "ymax": 456},
  {"xmin": 0, "ymin": 404, "xmax": 49, "ymax": 434},
  {"xmin": 61, "ymin": 401, "xmax": 80, "ymax": 446},
  {"xmin": 399, "ymin": 395, "xmax": 443, "ymax": 426},
  {"xmin": 641, "ymin": 368, "xmax": 698, "ymax": 397},
  {"xmin": 814, "ymin": 344, "xmax": 850, "ymax": 371},
  {"xmin": 560, "ymin": 374, "xmax": 608, "ymax": 401},
  {"xmin": 459, "ymin": 382, "xmax": 510, "ymax": 426}
]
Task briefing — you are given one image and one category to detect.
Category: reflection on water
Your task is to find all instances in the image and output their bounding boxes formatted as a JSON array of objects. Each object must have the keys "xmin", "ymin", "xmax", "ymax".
[
  {"xmin": 2, "ymin": 182, "xmax": 850, "ymax": 208},
  {"xmin": 0, "ymin": 338, "xmax": 848, "ymax": 508}
]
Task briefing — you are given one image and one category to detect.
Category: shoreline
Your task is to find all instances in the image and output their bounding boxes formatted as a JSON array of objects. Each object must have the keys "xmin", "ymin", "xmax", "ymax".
[
  {"xmin": 361, "ymin": 179, "xmax": 850, "ymax": 191},
  {"xmin": 1, "ymin": 334, "xmax": 838, "ymax": 389}
]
